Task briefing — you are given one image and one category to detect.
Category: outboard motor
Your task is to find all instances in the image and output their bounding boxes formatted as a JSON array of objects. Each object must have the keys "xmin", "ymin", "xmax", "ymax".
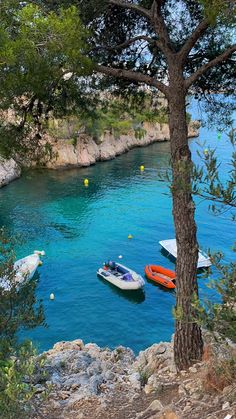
[{"xmin": 107, "ymin": 260, "xmax": 116, "ymax": 270}]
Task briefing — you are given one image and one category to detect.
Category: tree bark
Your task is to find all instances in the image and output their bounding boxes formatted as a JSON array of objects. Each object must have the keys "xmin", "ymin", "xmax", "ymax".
[{"xmin": 168, "ymin": 67, "xmax": 203, "ymax": 370}]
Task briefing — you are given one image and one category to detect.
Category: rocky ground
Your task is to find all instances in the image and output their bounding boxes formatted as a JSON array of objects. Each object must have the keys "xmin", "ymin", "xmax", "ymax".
[{"xmin": 32, "ymin": 336, "xmax": 236, "ymax": 419}]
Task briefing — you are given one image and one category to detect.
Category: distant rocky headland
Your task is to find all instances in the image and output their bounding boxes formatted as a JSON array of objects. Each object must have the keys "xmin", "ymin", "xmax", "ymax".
[{"xmin": 0, "ymin": 120, "xmax": 199, "ymax": 188}]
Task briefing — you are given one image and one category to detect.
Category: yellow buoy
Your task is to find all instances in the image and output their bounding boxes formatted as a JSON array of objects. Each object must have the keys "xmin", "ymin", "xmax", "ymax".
[
  {"xmin": 128, "ymin": 234, "xmax": 133, "ymax": 239},
  {"xmin": 84, "ymin": 178, "xmax": 89, "ymax": 186},
  {"xmin": 140, "ymin": 165, "xmax": 145, "ymax": 171},
  {"xmin": 50, "ymin": 293, "xmax": 55, "ymax": 300}
]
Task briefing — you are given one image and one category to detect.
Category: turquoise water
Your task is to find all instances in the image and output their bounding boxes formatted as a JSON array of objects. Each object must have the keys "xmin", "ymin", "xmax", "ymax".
[{"xmin": 0, "ymin": 102, "xmax": 235, "ymax": 353}]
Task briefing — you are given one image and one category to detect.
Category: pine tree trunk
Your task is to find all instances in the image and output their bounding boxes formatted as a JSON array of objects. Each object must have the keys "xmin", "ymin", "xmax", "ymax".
[{"xmin": 168, "ymin": 73, "xmax": 203, "ymax": 370}]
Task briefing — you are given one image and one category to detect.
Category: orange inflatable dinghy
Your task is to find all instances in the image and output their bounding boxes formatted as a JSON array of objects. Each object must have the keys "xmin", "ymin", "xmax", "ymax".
[{"xmin": 145, "ymin": 265, "xmax": 176, "ymax": 289}]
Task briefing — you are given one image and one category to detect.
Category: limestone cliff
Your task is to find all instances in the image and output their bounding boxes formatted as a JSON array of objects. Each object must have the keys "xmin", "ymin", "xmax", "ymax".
[
  {"xmin": 0, "ymin": 120, "xmax": 199, "ymax": 188},
  {"xmin": 44, "ymin": 121, "xmax": 199, "ymax": 169},
  {"xmin": 0, "ymin": 157, "xmax": 21, "ymax": 188}
]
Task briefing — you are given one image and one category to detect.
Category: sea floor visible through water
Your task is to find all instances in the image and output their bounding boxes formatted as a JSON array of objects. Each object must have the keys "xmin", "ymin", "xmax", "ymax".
[{"xmin": 0, "ymin": 101, "xmax": 235, "ymax": 353}]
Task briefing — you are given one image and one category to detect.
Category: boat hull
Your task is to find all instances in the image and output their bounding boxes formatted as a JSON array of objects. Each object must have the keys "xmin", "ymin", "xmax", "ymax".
[
  {"xmin": 145, "ymin": 265, "xmax": 176, "ymax": 289},
  {"xmin": 0, "ymin": 251, "xmax": 44, "ymax": 291},
  {"xmin": 97, "ymin": 264, "xmax": 145, "ymax": 291},
  {"xmin": 159, "ymin": 239, "xmax": 211, "ymax": 268}
]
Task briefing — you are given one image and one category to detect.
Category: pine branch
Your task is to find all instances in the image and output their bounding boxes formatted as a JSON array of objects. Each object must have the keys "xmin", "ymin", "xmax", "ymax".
[
  {"xmin": 108, "ymin": 0, "xmax": 150, "ymax": 19},
  {"xmin": 185, "ymin": 45, "xmax": 236, "ymax": 89},
  {"xmin": 150, "ymin": 0, "xmax": 174, "ymax": 55},
  {"xmin": 95, "ymin": 35, "xmax": 155, "ymax": 51},
  {"xmin": 95, "ymin": 64, "xmax": 169, "ymax": 96},
  {"xmin": 179, "ymin": 19, "xmax": 209, "ymax": 63}
]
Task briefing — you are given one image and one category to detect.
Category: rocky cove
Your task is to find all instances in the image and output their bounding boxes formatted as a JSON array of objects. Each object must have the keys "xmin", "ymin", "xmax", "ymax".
[
  {"xmin": 0, "ymin": 120, "xmax": 199, "ymax": 187},
  {"xmin": 32, "ymin": 335, "xmax": 236, "ymax": 419}
]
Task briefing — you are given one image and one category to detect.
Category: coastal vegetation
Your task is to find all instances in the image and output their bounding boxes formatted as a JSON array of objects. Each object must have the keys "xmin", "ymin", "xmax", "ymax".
[
  {"xmin": 46, "ymin": 95, "xmax": 181, "ymax": 143},
  {"xmin": 0, "ymin": 229, "xmax": 46, "ymax": 418}
]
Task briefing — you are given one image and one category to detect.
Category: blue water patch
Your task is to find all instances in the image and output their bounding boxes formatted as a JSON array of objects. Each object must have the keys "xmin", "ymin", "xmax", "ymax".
[{"xmin": 0, "ymin": 101, "xmax": 235, "ymax": 353}]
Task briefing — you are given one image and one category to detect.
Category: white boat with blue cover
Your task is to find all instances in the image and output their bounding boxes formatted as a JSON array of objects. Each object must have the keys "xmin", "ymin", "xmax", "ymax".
[
  {"xmin": 0, "ymin": 250, "xmax": 45, "ymax": 291},
  {"xmin": 159, "ymin": 239, "xmax": 211, "ymax": 268},
  {"xmin": 97, "ymin": 261, "xmax": 145, "ymax": 290}
]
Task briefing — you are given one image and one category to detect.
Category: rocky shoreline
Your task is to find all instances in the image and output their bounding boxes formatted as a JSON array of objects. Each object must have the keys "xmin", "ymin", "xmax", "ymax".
[
  {"xmin": 44, "ymin": 121, "xmax": 199, "ymax": 169},
  {"xmin": 0, "ymin": 121, "xmax": 199, "ymax": 188},
  {"xmin": 32, "ymin": 336, "xmax": 236, "ymax": 419}
]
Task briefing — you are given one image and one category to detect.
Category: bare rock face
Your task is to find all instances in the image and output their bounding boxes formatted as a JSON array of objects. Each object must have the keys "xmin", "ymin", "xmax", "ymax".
[
  {"xmin": 45, "ymin": 135, "xmax": 100, "ymax": 169},
  {"xmin": 0, "ymin": 157, "xmax": 21, "ymax": 188},
  {"xmin": 44, "ymin": 121, "xmax": 199, "ymax": 169}
]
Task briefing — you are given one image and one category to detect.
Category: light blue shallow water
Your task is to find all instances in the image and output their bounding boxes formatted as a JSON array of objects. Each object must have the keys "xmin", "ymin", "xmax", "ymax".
[{"xmin": 0, "ymin": 102, "xmax": 235, "ymax": 353}]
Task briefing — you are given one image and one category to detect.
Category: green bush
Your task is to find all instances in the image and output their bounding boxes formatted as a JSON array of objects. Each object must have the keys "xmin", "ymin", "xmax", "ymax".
[{"xmin": 0, "ymin": 229, "xmax": 46, "ymax": 417}]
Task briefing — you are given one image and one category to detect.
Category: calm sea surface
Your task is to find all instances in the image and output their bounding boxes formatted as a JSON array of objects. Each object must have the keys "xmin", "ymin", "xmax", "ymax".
[{"xmin": 0, "ymin": 101, "xmax": 235, "ymax": 353}]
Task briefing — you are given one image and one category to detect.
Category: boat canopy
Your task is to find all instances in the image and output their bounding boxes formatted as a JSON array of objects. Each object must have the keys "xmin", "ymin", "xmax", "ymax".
[{"xmin": 159, "ymin": 239, "xmax": 211, "ymax": 268}]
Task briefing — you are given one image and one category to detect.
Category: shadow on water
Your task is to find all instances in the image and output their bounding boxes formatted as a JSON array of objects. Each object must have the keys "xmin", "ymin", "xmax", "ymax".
[
  {"xmin": 146, "ymin": 277, "xmax": 176, "ymax": 295},
  {"xmin": 160, "ymin": 248, "xmax": 211, "ymax": 277},
  {"xmin": 160, "ymin": 247, "xmax": 176, "ymax": 266},
  {"xmin": 98, "ymin": 276, "xmax": 146, "ymax": 304}
]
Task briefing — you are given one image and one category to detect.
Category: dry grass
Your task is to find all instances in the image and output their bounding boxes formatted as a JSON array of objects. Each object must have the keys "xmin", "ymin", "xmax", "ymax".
[{"xmin": 202, "ymin": 348, "xmax": 236, "ymax": 393}]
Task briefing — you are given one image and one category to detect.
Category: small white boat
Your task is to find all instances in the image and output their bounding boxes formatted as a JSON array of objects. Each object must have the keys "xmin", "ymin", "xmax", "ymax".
[
  {"xmin": 0, "ymin": 250, "xmax": 45, "ymax": 291},
  {"xmin": 159, "ymin": 239, "xmax": 211, "ymax": 269},
  {"xmin": 97, "ymin": 261, "xmax": 145, "ymax": 290}
]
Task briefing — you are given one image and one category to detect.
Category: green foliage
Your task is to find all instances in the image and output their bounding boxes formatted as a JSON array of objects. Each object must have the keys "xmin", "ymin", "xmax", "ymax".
[
  {"xmin": 0, "ymin": 341, "xmax": 38, "ymax": 418},
  {"xmin": 199, "ymin": 0, "xmax": 236, "ymax": 25},
  {"xmin": 45, "ymin": 95, "xmax": 171, "ymax": 145},
  {"xmin": 47, "ymin": 95, "xmax": 171, "ymax": 142},
  {"xmin": 0, "ymin": 1, "xmax": 92, "ymax": 159},
  {"xmin": 193, "ymin": 250, "xmax": 236, "ymax": 343},
  {"xmin": 138, "ymin": 366, "xmax": 152, "ymax": 387},
  {"xmin": 0, "ymin": 228, "xmax": 47, "ymax": 417},
  {"xmin": 0, "ymin": 228, "xmax": 45, "ymax": 356},
  {"xmin": 192, "ymin": 127, "xmax": 236, "ymax": 219},
  {"xmin": 0, "ymin": 3, "xmax": 91, "ymax": 104}
]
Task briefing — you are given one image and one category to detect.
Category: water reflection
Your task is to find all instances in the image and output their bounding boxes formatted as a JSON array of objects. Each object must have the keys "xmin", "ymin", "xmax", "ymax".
[
  {"xmin": 146, "ymin": 277, "xmax": 176, "ymax": 295},
  {"xmin": 98, "ymin": 276, "xmax": 146, "ymax": 304}
]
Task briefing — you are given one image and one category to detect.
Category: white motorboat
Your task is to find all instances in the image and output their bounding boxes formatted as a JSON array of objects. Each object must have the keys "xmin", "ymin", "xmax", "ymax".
[
  {"xmin": 0, "ymin": 250, "xmax": 45, "ymax": 291},
  {"xmin": 159, "ymin": 239, "xmax": 211, "ymax": 268},
  {"xmin": 97, "ymin": 261, "xmax": 145, "ymax": 290}
]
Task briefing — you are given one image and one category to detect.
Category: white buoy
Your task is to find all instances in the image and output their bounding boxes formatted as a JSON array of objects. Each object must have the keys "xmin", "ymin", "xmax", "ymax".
[
  {"xmin": 50, "ymin": 293, "xmax": 55, "ymax": 300},
  {"xmin": 118, "ymin": 255, "xmax": 123, "ymax": 259}
]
